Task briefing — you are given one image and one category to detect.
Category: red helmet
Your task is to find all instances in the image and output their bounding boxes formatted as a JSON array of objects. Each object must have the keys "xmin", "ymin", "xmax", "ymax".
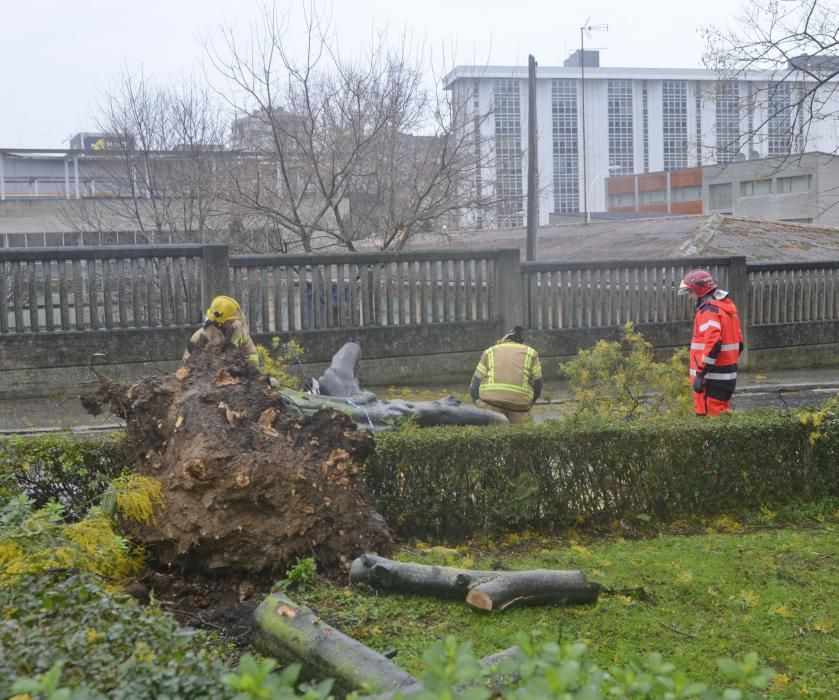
[{"xmin": 678, "ymin": 269, "xmax": 717, "ymax": 296}]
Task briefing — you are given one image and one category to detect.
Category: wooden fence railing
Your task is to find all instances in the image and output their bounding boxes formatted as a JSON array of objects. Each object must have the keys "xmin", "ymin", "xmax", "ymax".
[
  {"xmin": 521, "ymin": 258, "xmax": 737, "ymax": 330},
  {"xmin": 0, "ymin": 245, "xmax": 215, "ymax": 333},
  {"xmin": 748, "ymin": 262, "xmax": 839, "ymax": 325},
  {"xmin": 229, "ymin": 251, "xmax": 502, "ymax": 332}
]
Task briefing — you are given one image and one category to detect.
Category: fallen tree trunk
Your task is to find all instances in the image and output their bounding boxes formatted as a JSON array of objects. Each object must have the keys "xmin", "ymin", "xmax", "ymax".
[
  {"xmin": 349, "ymin": 554, "xmax": 600, "ymax": 611},
  {"xmin": 253, "ymin": 592, "xmax": 417, "ymax": 696}
]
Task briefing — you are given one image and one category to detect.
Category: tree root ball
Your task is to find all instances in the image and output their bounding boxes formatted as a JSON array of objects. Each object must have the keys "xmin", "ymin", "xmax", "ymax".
[{"xmin": 81, "ymin": 346, "xmax": 392, "ymax": 574}]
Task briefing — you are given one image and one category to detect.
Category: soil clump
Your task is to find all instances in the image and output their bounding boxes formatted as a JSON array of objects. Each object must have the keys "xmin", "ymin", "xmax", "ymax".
[{"xmin": 81, "ymin": 344, "xmax": 392, "ymax": 575}]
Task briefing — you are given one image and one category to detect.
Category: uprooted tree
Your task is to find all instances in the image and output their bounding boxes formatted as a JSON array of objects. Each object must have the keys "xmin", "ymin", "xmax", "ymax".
[{"xmin": 81, "ymin": 345, "xmax": 392, "ymax": 574}]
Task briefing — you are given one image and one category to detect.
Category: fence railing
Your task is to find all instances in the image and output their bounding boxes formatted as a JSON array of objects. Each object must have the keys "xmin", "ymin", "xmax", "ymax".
[
  {"xmin": 4, "ymin": 243, "xmax": 839, "ymax": 338},
  {"xmin": 748, "ymin": 262, "xmax": 839, "ymax": 325},
  {"xmin": 522, "ymin": 258, "xmax": 736, "ymax": 330},
  {"xmin": 0, "ymin": 245, "xmax": 212, "ymax": 333},
  {"xmin": 229, "ymin": 251, "xmax": 501, "ymax": 332}
]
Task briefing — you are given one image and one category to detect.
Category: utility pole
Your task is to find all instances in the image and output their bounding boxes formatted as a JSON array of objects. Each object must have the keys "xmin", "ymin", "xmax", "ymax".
[{"xmin": 526, "ymin": 54, "xmax": 538, "ymax": 262}]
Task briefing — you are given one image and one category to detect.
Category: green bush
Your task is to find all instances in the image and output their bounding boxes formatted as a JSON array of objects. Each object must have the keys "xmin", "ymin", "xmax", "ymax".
[
  {"xmin": 560, "ymin": 321, "xmax": 692, "ymax": 419},
  {"xmin": 369, "ymin": 410, "xmax": 839, "ymax": 538},
  {"xmin": 0, "ymin": 571, "xmax": 226, "ymax": 699},
  {"xmin": 0, "ymin": 433, "xmax": 125, "ymax": 520}
]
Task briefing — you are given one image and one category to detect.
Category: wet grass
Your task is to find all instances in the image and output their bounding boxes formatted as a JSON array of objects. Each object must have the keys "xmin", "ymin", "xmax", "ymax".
[{"xmin": 297, "ymin": 515, "xmax": 839, "ymax": 697}]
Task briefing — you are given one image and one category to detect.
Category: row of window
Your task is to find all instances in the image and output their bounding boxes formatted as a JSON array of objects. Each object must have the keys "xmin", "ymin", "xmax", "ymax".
[
  {"xmin": 488, "ymin": 77, "xmax": 802, "ymax": 219},
  {"xmin": 709, "ymin": 174, "xmax": 812, "ymax": 209},
  {"xmin": 607, "ymin": 185, "xmax": 702, "ymax": 208}
]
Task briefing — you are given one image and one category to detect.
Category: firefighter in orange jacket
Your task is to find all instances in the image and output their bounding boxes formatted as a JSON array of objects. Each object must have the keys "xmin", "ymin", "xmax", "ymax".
[
  {"xmin": 679, "ymin": 269, "xmax": 743, "ymax": 416},
  {"xmin": 470, "ymin": 325, "xmax": 543, "ymax": 424}
]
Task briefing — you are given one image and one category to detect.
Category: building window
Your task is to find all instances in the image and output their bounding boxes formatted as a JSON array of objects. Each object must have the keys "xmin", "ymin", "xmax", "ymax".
[
  {"xmin": 695, "ymin": 81, "xmax": 703, "ymax": 166},
  {"xmin": 639, "ymin": 189, "xmax": 666, "ymax": 204},
  {"xmin": 493, "ymin": 79, "xmax": 524, "ymax": 227},
  {"xmin": 473, "ymin": 80, "xmax": 483, "ymax": 228},
  {"xmin": 776, "ymin": 174, "xmax": 811, "ymax": 193},
  {"xmin": 672, "ymin": 186, "xmax": 701, "ymax": 201},
  {"xmin": 641, "ymin": 80, "xmax": 650, "ymax": 173},
  {"xmin": 767, "ymin": 82, "xmax": 796, "ymax": 156},
  {"xmin": 739, "ymin": 179, "xmax": 772, "ymax": 196},
  {"xmin": 709, "ymin": 182, "xmax": 733, "ymax": 210},
  {"xmin": 715, "ymin": 82, "xmax": 740, "ymax": 163},
  {"xmin": 608, "ymin": 192, "xmax": 636, "ymax": 208},
  {"xmin": 551, "ymin": 79, "xmax": 579, "ymax": 214},
  {"xmin": 662, "ymin": 80, "xmax": 688, "ymax": 171},
  {"xmin": 608, "ymin": 80, "xmax": 634, "ymax": 176}
]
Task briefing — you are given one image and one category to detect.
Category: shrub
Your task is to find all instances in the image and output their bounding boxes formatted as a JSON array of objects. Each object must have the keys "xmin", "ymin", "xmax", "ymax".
[
  {"xmin": 560, "ymin": 321, "xmax": 692, "ymax": 419},
  {"xmin": 0, "ymin": 433, "xmax": 125, "ymax": 520},
  {"xmin": 257, "ymin": 337, "xmax": 306, "ymax": 390},
  {"xmin": 368, "ymin": 409, "xmax": 839, "ymax": 538},
  {"xmin": 0, "ymin": 571, "xmax": 226, "ymax": 699}
]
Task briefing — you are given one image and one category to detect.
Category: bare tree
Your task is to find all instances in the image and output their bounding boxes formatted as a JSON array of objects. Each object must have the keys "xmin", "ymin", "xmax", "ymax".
[
  {"xmin": 702, "ymin": 0, "xmax": 839, "ymax": 159},
  {"xmin": 209, "ymin": 4, "xmax": 494, "ymax": 251},
  {"xmin": 64, "ymin": 68, "xmax": 231, "ymax": 243}
]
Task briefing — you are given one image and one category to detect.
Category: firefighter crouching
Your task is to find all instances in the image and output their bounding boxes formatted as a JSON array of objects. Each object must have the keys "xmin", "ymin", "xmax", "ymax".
[
  {"xmin": 679, "ymin": 269, "xmax": 743, "ymax": 416},
  {"xmin": 470, "ymin": 325, "xmax": 543, "ymax": 424},
  {"xmin": 183, "ymin": 295, "xmax": 260, "ymax": 366}
]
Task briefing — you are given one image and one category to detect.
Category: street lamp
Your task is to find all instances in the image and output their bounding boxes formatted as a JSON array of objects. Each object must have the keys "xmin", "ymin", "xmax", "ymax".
[
  {"xmin": 580, "ymin": 19, "xmax": 608, "ymax": 226},
  {"xmin": 586, "ymin": 164, "xmax": 619, "ymax": 224}
]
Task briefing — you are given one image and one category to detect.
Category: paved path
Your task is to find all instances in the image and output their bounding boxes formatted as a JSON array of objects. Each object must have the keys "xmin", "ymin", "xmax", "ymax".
[{"xmin": 1, "ymin": 367, "xmax": 838, "ymax": 434}]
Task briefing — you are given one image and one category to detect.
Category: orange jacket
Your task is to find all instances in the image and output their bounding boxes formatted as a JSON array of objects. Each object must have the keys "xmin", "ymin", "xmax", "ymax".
[{"xmin": 689, "ymin": 291, "xmax": 743, "ymax": 400}]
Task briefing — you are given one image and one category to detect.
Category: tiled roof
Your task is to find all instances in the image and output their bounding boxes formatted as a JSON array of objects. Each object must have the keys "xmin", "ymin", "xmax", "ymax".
[{"xmin": 396, "ymin": 215, "xmax": 839, "ymax": 262}]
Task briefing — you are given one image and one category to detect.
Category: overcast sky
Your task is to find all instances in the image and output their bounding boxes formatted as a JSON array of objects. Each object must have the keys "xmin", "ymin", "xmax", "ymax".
[{"xmin": 1, "ymin": 0, "xmax": 743, "ymax": 148}]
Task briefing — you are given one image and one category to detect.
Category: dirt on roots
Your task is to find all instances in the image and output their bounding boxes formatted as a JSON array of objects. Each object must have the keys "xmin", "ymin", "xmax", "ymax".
[{"xmin": 81, "ymin": 345, "xmax": 393, "ymax": 577}]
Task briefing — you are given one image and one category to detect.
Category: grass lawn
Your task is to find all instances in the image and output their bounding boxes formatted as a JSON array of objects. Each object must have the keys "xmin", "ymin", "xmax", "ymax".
[{"xmin": 298, "ymin": 519, "xmax": 839, "ymax": 697}]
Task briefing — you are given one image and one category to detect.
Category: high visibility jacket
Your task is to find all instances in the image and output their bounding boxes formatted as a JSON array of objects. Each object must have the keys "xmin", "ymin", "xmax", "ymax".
[
  {"xmin": 184, "ymin": 319, "xmax": 259, "ymax": 365},
  {"xmin": 689, "ymin": 291, "xmax": 743, "ymax": 401},
  {"xmin": 474, "ymin": 341, "xmax": 542, "ymax": 410}
]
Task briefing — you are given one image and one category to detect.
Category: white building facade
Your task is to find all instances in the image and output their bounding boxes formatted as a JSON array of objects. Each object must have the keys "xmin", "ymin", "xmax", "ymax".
[{"xmin": 445, "ymin": 54, "xmax": 839, "ymax": 228}]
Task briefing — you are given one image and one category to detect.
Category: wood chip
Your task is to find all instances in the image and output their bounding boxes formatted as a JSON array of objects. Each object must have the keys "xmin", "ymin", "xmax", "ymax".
[
  {"xmin": 258, "ymin": 407, "xmax": 278, "ymax": 426},
  {"xmin": 175, "ymin": 415, "xmax": 184, "ymax": 429},
  {"xmin": 218, "ymin": 401, "xmax": 242, "ymax": 425},
  {"xmin": 261, "ymin": 425, "xmax": 280, "ymax": 438},
  {"xmin": 175, "ymin": 367, "xmax": 190, "ymax": 380},
  {"xmin": 214, "ymin": 369, "xmax": 239, "ymax": 387},
  {"xmin": 277, "ymin": 604, "xmax": 296, "ymax": 618}
]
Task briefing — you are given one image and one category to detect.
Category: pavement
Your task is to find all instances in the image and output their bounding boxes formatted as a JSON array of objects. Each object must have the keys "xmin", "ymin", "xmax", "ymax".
[{"xmin": 1, "ymin": 367, "xmax": 838, "ymax": 434}]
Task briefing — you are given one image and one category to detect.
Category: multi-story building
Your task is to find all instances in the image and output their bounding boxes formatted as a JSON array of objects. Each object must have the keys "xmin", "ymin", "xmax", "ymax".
[
  {"xmin": 445, "ymin": 51, "xmax": 839, "ymax": 227},
  {"xmin": 605, "ymin": 151, "xmax": 839, "ymax": 227}
]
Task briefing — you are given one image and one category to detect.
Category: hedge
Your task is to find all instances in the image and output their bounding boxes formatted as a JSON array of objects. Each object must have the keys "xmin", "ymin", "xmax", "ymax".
[
  {"xmin": 3, "ymin": 409, "xmax": 837, "ymax": 538},
  {"xmin": 367, "ymin": 411, "xmax": 839, "ymax": 538},
  {"xmin": 0, "ymin": 433, "xmax": 125, "ymax": 520}
]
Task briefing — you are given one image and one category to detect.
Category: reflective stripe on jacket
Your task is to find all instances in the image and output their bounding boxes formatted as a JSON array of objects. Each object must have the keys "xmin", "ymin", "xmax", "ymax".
[
  {"xmin": 689, "ymin": 292, "xmax": 742, "ymax": 400},
  {"xmin": 474, "ymin": 341, "xmax": 542, "ymax": 410}
]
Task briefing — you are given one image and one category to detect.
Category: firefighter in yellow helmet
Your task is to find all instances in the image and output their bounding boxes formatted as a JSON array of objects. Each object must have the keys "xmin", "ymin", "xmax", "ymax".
[
  {"xmin": 183, "ymin": 295, "xmax": 259, "ymax": 366},
  {"xmin": 470, "ymin": 325, "xmax": 542, "ymax": 424}
]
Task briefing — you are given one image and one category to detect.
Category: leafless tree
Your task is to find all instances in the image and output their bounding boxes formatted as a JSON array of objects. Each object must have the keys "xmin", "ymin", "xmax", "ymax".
[
  {"xmin": 702, "ymin": 0, "xmax": 839, "ymax": 160},
  {"xmin": 64, "ymin": 68, "xmax": 232, "ymax": 243},
  {"xmin": 209, "ymin": 3, "xmax": 494, "ymax": 251}
]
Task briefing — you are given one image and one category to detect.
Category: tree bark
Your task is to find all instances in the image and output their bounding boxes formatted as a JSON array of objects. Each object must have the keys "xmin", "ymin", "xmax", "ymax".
[
  {"xmin": 350, "ymin": 554, "xmax": 600, "ymax": 611},
  {"xmin": 253, "ymin": 592, "xmax": 417, "ymax": 696}
]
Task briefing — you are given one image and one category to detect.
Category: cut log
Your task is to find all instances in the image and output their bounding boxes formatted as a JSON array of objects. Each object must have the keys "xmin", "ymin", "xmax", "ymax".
[
  {"xmin": 350, "ymin": 554, "xmax": 600, "ymax": 611},
  {"xmin": 253, "ymin": 592, "xmax": 417, "ymax": 696}
]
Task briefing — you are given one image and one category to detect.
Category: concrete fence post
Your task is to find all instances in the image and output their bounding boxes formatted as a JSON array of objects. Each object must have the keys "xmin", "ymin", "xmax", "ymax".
[
  {"xmin": 728, "ymin": 255, "xmax": 750, "ymax": 370},
  {"xmin": 494, "ymin": 249, "xmax": 524, "ymax": 332},
  {"xmin": 202, "ymin": 245, "xmax": 230, "ymax": 307}
]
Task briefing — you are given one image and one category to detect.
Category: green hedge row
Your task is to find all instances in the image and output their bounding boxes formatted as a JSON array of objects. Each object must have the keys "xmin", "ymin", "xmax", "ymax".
[
  {"xmin": 0, "ymin": 433, "xmax": 125, "ymax": 520},
  {"xmin": 367, "ymin": 411, "xmax": 839, "ymax": 538},
  {"xmin": 3, "ymin": 409, "xmax": 837, "ymax": 539}
]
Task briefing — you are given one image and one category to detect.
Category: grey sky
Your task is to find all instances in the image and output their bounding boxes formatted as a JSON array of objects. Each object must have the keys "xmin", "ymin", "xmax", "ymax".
[{"xmin": 1, "ymin": 0, "xmax": 741, "ymax": 148}]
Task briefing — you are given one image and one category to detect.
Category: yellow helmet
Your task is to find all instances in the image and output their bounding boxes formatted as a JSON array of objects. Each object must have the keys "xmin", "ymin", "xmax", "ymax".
[{"xmin": 205, "ymin": 295, "xmax": 242, "ymax": 325}]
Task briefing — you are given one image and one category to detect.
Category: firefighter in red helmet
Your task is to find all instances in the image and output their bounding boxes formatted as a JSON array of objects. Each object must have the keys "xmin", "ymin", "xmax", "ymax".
[{"xmin": 679, "ymin": 269, "xmax": 744, "ymax": 416}]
